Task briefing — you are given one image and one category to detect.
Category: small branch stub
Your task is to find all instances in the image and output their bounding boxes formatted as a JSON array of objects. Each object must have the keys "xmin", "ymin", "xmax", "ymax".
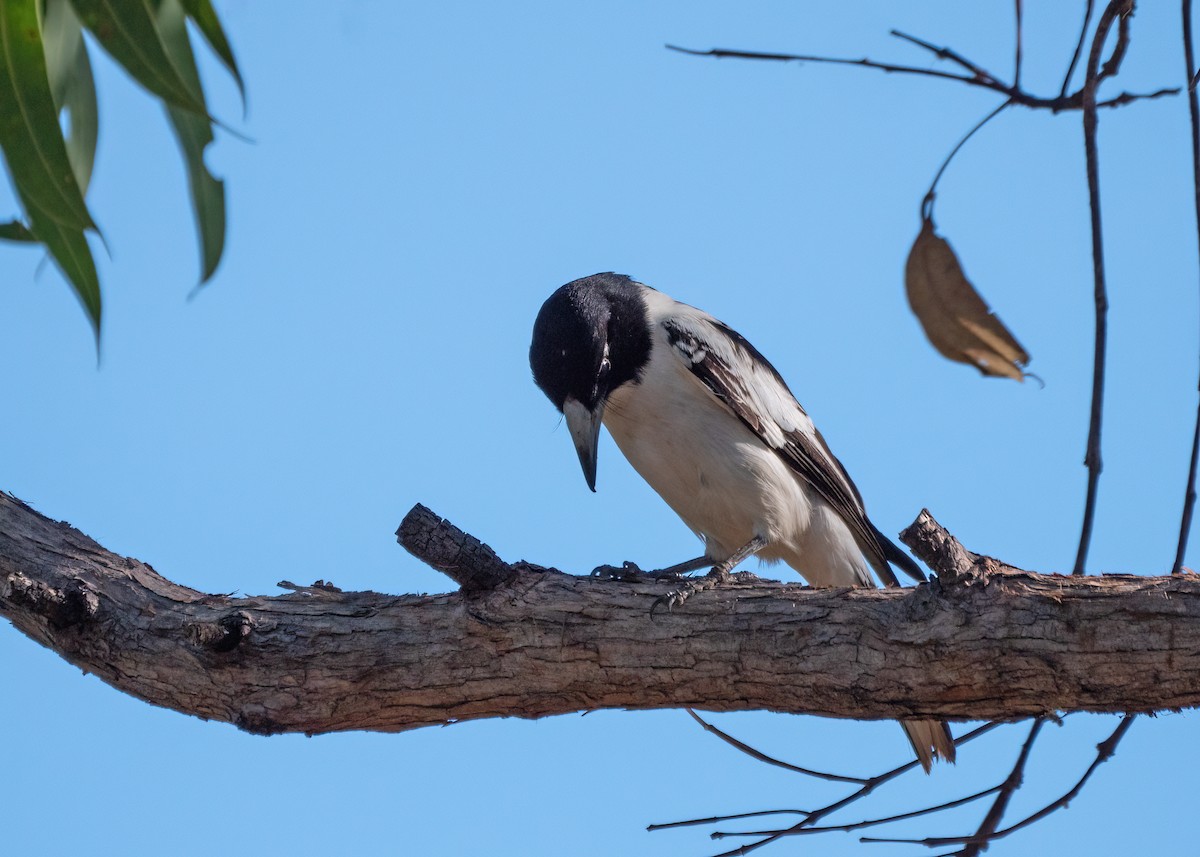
[
  {"xmin": 899, "ymin": 509, "xmax": 983, "ymax": 583},
  {"xmin": 396, "ymin": 503, "xmax": 515, "ymax": 591}
]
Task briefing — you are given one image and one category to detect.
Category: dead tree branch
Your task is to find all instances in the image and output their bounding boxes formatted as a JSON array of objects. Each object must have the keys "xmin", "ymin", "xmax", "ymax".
[{"xmin": 1, "ymin": 492, "xmax": 1199, "ymax": 736}]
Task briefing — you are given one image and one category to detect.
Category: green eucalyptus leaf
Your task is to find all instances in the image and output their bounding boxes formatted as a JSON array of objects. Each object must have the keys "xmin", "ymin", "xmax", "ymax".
[
  {"xmin": 179, "ymin": 0, "xmax": 243, "ymax": 102},
  {"xmin": 157, "ymin": 0, "xmax": 224, "ymax": 282},
  {"xmin": 42, "ymin": 0, "xmax": 98, "ymax": 192},
  {"xmin": 0, "ymin": 0, "xmax": 94, "ymax": 230},
  {"xmin": 0, "ymin": 219, "xmax": 35, "ymax": 242},
  {"xmin": 19, "ymin": 185, "xmax": 101, "ymax": 337},
  {"xmin": 68, "ymin": 0, "xmax": 207, "ymax": 116}
]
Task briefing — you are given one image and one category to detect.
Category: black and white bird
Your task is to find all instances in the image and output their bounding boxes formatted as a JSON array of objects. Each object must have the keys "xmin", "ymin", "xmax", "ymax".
[{"xmin": 529, "ymin": 272, "xmax": 955, "ymax": 772}]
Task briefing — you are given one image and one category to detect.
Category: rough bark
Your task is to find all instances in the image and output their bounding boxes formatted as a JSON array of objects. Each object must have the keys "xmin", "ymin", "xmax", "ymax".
[{"xmin": 0, "ymin": 491, "xmax": 1197, "ymax": 736}]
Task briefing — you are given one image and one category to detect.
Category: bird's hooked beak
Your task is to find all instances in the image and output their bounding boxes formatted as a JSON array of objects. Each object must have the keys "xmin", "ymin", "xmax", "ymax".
[{"xmin": 563, "ymin": 396, "xmax": 604, "ymax": 492}]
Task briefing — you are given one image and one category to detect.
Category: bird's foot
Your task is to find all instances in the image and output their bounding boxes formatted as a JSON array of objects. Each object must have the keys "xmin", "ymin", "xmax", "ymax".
[
  {"xmin": 591, "ymin": 561, "xmax": 689, "ymax": 583},
  {"xmin": 651, "ymin": 568, "xmax": 732, "ymax": 615}
]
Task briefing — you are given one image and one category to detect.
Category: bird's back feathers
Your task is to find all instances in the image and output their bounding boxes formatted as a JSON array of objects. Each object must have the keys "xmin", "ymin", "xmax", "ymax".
[{"xmin": 658, "ymin": 301, "xmax": 921, "ymax": 587}]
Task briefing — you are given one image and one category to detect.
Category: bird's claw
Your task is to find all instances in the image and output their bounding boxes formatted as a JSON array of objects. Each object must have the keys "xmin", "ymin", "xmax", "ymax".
[
  {"xmin": 649, "ymin": 570, "xmax": 730, "ymax": 616},
  {"xmin": 650, "ymin": 587, "xmax": 689, "ymax": 616},
  {"xmin": 591, "ymin": 561, "xmax": 647, "ymax": 581},
  {"xmin": 592, "ymin": 561, "xmax": 690, "ymax": 583}
]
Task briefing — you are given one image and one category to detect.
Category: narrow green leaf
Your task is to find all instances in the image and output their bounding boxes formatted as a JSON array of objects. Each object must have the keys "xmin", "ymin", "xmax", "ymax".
[
  {"xmin": 42, "ymin": 0, "xmax": 98, "ymax": 192},
  {"xmin": 178, "ymin": 0, "xmax": 243, "ymax": 102},
  {"xmin": 18, "ymin": 183, "xmax": 101, "ymax": 337},
  {"xmin": 0, "ymin": 218, "xmax": 34, "ymax": 241},
  {"xmin": 68, "ymin": 0, "xmax": 207, "ymax": 116},
  {"xmin": 0, "ymin": 0, "xmax": 94, "ymax": 229},
  {"xmin": 157, "ymin": 0, "xmax": 224, "ymax": 282}
]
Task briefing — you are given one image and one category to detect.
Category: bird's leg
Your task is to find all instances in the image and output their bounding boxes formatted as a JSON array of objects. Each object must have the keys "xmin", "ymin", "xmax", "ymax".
[
  {"xmin": 652, "ymin": 535, "xmax": 768, "ymax": 615},
  {"xmin": 592, "ymin": 555, "xmax": 711, "ymax": 582}
]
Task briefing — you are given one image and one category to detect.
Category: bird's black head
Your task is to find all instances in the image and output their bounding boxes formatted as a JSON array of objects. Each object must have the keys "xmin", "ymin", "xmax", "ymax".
[{"xmin": 530, "ymin": 272, "xmax": 652, "ymax": 490}]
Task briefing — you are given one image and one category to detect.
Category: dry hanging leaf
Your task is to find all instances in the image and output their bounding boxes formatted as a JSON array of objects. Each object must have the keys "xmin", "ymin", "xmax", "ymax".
[{"xmin": 905, "ymin": 217, "xmax": 1030, "ymax": 380}]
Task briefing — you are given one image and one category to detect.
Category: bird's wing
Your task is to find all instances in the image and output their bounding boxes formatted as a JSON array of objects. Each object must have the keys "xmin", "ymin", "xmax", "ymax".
[{"xmin": 661, "ymin": 313, "xmax": 913, "ymax": 587}]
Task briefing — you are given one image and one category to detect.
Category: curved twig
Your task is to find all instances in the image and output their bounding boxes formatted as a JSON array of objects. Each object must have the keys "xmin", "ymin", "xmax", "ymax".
[
  {"xmin": 1072, "ymin": 1, "xmax": 1129, "ymax": 575},
  {"xmin": 1062, "ymin": 1, "xmax": 1097, "ymax": 97},
  {"xmin": 682, "ymin": 709, "xmax": 869, "ymax": 784},
  {"xmin": 922, "ymin": 99, "xmax": 1013, "ymax": 220},
  {"xmin": 1014, "ymin": 0, "xmax": 1025, "ymax": 90},
  {"xmin": 1173, "ymin": 0, "xmax": 1200, "ymax": 575}
]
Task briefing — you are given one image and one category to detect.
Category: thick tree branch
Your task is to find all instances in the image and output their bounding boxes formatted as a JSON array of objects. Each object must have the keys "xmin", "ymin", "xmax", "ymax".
[{"xmin": 1, "ymin": 492, "xmax": 1199, "ymax": 737}]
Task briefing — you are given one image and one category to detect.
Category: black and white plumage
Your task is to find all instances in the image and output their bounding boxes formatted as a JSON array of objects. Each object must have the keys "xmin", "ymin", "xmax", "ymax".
[{"xmin": 529, "ymin": 272, "xmax": 955, "ymax": 772}]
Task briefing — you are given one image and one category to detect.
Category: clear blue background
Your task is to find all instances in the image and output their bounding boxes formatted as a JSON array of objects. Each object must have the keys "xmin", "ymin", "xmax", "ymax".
[{"xmin": 2, "ymin": 2, "xmax": 1195, "ymax": 855}]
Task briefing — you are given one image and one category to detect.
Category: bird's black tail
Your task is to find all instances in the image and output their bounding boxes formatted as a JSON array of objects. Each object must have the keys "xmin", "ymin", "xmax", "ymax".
[{"xmin": 871, "ymin": 522, "xmax": 927, "ymax": 585}]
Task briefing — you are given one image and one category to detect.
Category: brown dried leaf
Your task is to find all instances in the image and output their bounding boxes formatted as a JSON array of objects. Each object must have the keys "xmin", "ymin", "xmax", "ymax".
[{"xmin": 905, "ymin": 217, "xmax": 1030, "ymax": 381}]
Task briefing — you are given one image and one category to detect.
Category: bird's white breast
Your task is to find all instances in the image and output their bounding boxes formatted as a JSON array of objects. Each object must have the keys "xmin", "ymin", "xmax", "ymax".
[{"xmin": 601, "ymin": 293, "xmax": 871, "ymax": 587}]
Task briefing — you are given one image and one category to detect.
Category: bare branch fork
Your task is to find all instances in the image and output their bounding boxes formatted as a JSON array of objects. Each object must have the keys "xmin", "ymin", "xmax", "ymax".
[
  {"xmin": 860, "ymin": 715, "xmax": 1136, "ymax": 853},
  {"xmin": 665, "ymin": 17, "xmax": 1177, "ymax": 113},
  {"xmin": 648, "ymin": 712, "xmax": 1132, "ymax": 857},
  {"xmin": 649, "ymin": 717, "xmax": 1005, "ymax": 856}
]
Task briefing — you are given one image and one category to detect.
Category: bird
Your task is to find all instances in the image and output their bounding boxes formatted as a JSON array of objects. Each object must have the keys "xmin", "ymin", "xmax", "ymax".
[{"xmin": 529, "ymin": 271, "xmax": 955, "ymax": 773}]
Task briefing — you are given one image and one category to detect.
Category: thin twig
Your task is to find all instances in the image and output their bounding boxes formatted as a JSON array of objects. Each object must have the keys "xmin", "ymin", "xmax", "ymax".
[
  {"xmin": 1098, "ymin": 6, "xmax": 1134, "ymax": 82},
  {"xmin": 647, "ymin": 809, "xmax": 807, "ymax": 833},
  {"xmin": 976, "ymin": 715, "xmax": 1135, "ymax": 841},
  {"xmin": 1062, "ymin": 1, "xmax": 1097, "ymax": 97},
  {"xmin": 891, "ymin": 30, "xmax": 1000, "ymax": 84},
  {"xmin": 652, "ymin": 723, "xmax": 1003, "ymax": 857},
  {"xmin": 1014, "ymin": 0, "xmax": 1025, "ymax": 90},
  {"xmin": 1175, "ymin": 416, "xmax": 1200, "ymax": 574},
  {"xmin": 922, "ymin": 100, "xmax": 1013, "ymax": 220},
  {"xmin": 684, "ymin": 709, "xmax": 869, "ymax": 784},
  {"xmin": 667, "ymin": 40, "xmax": 1173, "ymax": 113},
  {"xmin": 862, "ymin": 715, "xmax": 1136, "ymax": 850},
  {"xmin": 720, "ymin": 784, "xmax": 1003, "ymax": 838},
  {"xmin": 665, "ymin": 44, "xmax": 990, "ymax": 89},
  {"xmin": 1174, "ymin": 0, "xmax": 1200, "ymax": 575},
  {"xmin": 1073, "ymin": 1, "xmax": 1128, "ymax": 575},
  {"xmin": 955, "ymin": 718, "xmax": 1045, "ymax": 857},
  {"xmin": 1095, "ymin": 86, "xmax": 1179, "ymax": 108}
]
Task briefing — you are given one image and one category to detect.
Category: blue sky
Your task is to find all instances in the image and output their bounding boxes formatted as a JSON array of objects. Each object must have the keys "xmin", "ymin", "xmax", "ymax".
[{"xmin": 2, "ymin": 2, "xmax": 1196, "ymax": 855}]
